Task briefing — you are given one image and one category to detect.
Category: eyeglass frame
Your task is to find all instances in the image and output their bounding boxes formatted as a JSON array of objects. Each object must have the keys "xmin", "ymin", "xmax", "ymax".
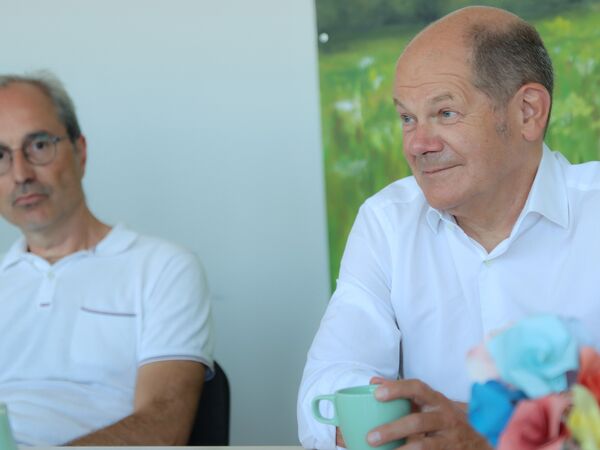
[{"xmin": 0, "ymin": 133, "xmax": 69, "ymax": 176}]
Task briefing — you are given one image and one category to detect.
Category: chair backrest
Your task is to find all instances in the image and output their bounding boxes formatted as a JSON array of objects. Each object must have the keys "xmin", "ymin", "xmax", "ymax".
[{"xmin": 187, "ymin": 361, "xmax": 230, "ymax": 446}]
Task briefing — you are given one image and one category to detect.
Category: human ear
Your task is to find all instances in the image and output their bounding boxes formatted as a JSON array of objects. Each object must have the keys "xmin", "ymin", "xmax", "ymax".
[
  {"xmin": 516, "ymin": 83, "xmax": 551, "ymax": 142},
  {"xmin": 74, "ymin": 135, "xmax": 88, "ymax": 177}
]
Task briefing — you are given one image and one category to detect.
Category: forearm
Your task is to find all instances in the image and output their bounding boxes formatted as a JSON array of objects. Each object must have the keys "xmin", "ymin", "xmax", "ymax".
[
  {"xmin": 66, "ymin": 405, "xmax": 192, "ymax": 446},
  {"xmin": 67, "ymin": 361, "xmax": 205, "ymax": 446}
]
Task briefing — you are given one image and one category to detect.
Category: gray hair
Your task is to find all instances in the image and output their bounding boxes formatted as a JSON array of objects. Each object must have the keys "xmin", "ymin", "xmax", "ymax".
[
  {"xmin": 0, "ymin": 71, "xmax": 82, "ymax": 141},
  {"xmin": 468, "ymin": 21, "xmax": 554, "ymax": 127}
]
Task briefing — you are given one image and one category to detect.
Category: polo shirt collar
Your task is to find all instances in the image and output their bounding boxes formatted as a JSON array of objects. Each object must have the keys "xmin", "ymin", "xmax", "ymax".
[
  {"xmin": 0, "ymin": 223, "xmax": 138, "ymax": 272},
  {"xmin": 0, "ymin": 236, "xmax": 28, "ymax": 272},
  {"xmin": 94, "ymin": 223, "xmax": 138, "ymax": 255},
  {"xmin": 425, "ymin": 144, "xmax": 569, "ymax": 233}
]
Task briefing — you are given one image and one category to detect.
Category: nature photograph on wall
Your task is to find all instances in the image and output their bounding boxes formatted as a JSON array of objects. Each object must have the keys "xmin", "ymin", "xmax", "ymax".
[{"xmin": 316, "ymin": 0, "xmax": 600, "ymax": 288}]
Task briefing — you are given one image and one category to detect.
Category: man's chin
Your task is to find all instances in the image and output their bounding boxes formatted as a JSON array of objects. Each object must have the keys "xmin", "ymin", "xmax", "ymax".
[
  {"xmin": 8, "ymin": 215, "xmax": 53, "ymax": 234},
  {"xmin": 422, "ymin": 193, "xmax": 462, "ymax": 212}
]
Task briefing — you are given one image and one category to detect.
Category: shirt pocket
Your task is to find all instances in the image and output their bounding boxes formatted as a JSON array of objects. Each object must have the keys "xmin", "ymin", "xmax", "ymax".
[{"xmin": 69, "ymin": 305, "xmax": 139, "ymax": 384}]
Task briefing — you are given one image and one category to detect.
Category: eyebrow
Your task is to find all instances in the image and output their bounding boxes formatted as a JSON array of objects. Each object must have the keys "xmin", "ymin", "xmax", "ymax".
[
  {"xmin": 0, "ymin": 131, "xmax": 54, "ymax": 150},
  {"xmin": 393, "ymin": 98, "xmax": 406, "ymax": 110},
  {"xmin": 393, "ymin": 93, "xmax": 455, "ymax": 110},
  {"xmin": 431, "ymin": 93, "xmax": 454, "ymax": 104},
  {"xmin": 25, "ymin": 130, "xmax": 53, "ymax": 140}
]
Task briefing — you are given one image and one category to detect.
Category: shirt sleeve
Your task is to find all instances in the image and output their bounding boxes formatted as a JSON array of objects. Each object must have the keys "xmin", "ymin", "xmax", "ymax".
[
  {"xmin": 297, "ymin": 202, "xmax": 401, "ymax": 449},
  {"xmin": 137, "ymin": 248, "xmax": 214, "ymax": 378}
]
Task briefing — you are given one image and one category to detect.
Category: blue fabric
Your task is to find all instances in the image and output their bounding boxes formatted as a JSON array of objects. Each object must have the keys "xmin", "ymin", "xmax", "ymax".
[
  {"xmin": 468, "ymin": 381, "xmax": 526, "ymax": 446},
  {"xmin": 486, "ymin": 315, "xmax": 579, "ymax": 398}
]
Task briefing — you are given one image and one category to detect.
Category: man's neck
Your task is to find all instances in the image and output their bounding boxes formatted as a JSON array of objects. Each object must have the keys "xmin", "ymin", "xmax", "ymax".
[
  {"xmin": 455, "ymin": 197, "xmax": 527, "ymax": 253},
  {"xmin": 25, "ymin": 209, "xmax": 111, "ymax": 264}
]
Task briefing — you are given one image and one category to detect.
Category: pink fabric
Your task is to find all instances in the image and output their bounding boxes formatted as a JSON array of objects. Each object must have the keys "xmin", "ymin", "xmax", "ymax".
[
  {"xmin": 577, "ymin": 347, "xmax": 600, "ymax": 405},
  {"xmin": 497, "ymin": 393, "xmax": 571, "ymax": 450},
  {"xmin": 466, "ymin": 342, "xmax": 500, "ymax": 383}
]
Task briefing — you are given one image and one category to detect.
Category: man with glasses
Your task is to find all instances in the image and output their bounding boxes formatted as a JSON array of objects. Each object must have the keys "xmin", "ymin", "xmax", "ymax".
[{"xmin": 0, "ymin": 73, "xmax": 213, "ymax": 446}]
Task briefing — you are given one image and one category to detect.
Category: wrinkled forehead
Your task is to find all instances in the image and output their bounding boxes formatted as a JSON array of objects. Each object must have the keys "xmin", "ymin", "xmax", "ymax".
[
  {"xmin": 396, "ymin": 36, "xmax": 472, "ymax": 79},
  {"xmin": 393, "ymin": 45, "xmax": 476, "ymax": 108},
  {"xmin": 0, "ymin": 82, "xmax": 57, "ymax": 117}
]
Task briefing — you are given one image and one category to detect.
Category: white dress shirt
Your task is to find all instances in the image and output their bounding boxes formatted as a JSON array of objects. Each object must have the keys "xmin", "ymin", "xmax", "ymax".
[{"xmin": 297, "ymin": 146, "xmax": 600, "ymax": 449}]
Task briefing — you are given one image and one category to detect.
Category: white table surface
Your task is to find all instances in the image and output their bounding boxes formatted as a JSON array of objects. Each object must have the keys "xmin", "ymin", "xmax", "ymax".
[{"xmin": 25, "ymin": 447, "xmax": 303, "ymax": 450}]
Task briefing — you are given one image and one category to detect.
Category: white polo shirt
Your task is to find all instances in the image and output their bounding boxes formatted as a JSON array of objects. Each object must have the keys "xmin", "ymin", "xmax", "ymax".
[
  {"xmin": 298, "ymin": 146, "xmax": 600, "ymax": 449},
  {"xmin": 0, "ymin": 224, "xmax": 213, "ymax": 445}
]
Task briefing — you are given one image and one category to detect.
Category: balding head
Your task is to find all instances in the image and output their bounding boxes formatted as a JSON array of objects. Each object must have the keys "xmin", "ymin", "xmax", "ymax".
[
  {"xmin": 392, "ymin": 6, "xmax": 552, "ymax": 220},
  {"xmin": 402, "ymin": 6, "xmax": 520, "ymax": 57},
  {"xmin": 398, "ymin": 6, "xmax": 553, "ymax": 116},
  {"xmin": 0, "ymin": 72, "xmax": 82, "ymax": 143}
]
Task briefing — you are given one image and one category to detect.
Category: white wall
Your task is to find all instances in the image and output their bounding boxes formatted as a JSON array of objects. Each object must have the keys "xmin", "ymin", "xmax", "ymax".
[{"xmin": 0, "ymin": 0, "xmax": 330, "ymax": 444}]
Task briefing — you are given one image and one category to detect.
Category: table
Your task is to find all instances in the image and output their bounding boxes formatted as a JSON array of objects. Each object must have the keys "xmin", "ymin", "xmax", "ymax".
[{"xmin": 26, "ymin": 447, "xmax": 303, "ymax": 450}]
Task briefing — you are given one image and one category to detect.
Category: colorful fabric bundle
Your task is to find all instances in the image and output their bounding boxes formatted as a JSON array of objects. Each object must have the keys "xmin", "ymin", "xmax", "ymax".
[{"xmin": 467, "ymin": 315, "xmax": 600, "ymax": 450}]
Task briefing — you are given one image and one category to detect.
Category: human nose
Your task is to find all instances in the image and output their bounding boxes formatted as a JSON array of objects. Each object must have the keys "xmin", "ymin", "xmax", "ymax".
[
  {"xmin": 404, "ymin": 123, "xmax": 443, "ymax": 157},
  {"xmin": 10, "ymin": 148, "xmax": 36, "ymax": 184}
]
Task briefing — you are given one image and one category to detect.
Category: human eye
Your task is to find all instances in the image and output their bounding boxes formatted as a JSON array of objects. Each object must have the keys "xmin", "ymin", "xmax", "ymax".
[
  {"xmin": 399, "ymin": 114, "xmax": 416, "ymax": 128},
  {"xmin": 23, "ymin": 135, "xmax": 57, "ymax": 165},
  {"xmin": 439, "ymin": 109, "xmax": 459, "ymax": 122},
  {"xmin": 27, "ymin": 136, "xmax": 53, "ymax": 153},
  {"xmin": 0, "ymin": 147, "xmax": 11, "ymax": 173}
]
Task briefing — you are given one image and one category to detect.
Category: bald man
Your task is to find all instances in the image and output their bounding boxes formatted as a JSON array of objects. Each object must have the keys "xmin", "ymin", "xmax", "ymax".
[{"xmin": 298, "ymin": 6, "xmax": 600, "ymax": 449}]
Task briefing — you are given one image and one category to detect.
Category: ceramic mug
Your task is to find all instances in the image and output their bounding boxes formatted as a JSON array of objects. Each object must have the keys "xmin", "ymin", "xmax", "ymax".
[
  {"xmin": 0, "ymin": 403, "xmax": 18, "ymax": 450},
  {"xmin": 312, "ymin": 384, "xmax": 411, "ymax": 450}
]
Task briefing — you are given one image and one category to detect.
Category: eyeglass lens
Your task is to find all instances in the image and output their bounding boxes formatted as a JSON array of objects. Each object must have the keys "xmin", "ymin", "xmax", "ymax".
[{"xmin": 0, "ymin": 135, "xmax": 59, "ymax": 175}]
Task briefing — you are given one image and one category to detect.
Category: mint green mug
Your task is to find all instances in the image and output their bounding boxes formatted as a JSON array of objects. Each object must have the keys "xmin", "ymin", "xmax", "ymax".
[
  {"xmin": 312, "ymin": 384, "xmax": 411, "ymax": 450},
  {"xmin": 0, "ymin": 403, "xmax": 18, "ymax": 450}
]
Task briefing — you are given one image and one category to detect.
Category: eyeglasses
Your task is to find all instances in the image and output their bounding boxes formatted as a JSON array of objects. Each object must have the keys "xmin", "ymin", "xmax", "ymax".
[{"xmin": 0, "ymin": 134, "xmax": 68, "ymax": 176}]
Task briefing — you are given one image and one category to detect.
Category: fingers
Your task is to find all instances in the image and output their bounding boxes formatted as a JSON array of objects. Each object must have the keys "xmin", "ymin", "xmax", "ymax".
[
  {"xmin": 451, "ymin": 400, "xmax": 468, "ymax": 414},
  {"xmin": 369, "ymin": 411, "xmax": 492, "ymax": 450},
  {"xmin": 366, "ymin": 378, "xmax": 463, "ymax": 449},
  {"xmin": 400, "ymin": 434, "xmax": 446, "ymax": 450},
  {"xmin": 365, "ymin": 379, "xmax": 490, "ymax": 450},
  {"xmin": 370, "ymin": 376, "xmax": 384, "ymax": 385},
  {"xmin": 374, "ymin": 379, "xmax": 446, "ymax": 409},
  {"xmin": 367, "ymin": 411, "xmax": 446, "ymax": 446},
  {"xmin": 335, "ymin": 427, "xmax": 346, "ymax": 448}
]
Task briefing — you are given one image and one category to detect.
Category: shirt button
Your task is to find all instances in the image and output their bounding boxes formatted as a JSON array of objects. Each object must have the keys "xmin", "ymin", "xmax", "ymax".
[
  {"xmin": 483, "ymin": 260, "xmax": 492, "ymax": 267},
  {"xmin": 47, "ymin": 271, "xmax": 55, "ymax": 280}
]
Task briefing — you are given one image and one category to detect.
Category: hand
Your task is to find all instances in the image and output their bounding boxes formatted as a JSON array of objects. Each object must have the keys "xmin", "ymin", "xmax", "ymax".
[
  {"xmin": 367, "ymin": 377, "xmax": 492, "ymax": 450},
  {"xmin": 336, "ymin": 427, "xmax": 347, "ymax": 448}
]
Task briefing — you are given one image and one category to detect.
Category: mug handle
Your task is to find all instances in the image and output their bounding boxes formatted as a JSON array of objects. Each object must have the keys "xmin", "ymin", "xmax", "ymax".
[{"xmin": 311, "ymin": 394, "xmax": 338, "ymax": 426}]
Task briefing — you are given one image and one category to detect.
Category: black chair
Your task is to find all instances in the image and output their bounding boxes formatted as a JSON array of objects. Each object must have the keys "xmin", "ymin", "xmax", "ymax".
[{"xmin": 188, "ymin": 361, "xmax": 230, "ymax": 446}]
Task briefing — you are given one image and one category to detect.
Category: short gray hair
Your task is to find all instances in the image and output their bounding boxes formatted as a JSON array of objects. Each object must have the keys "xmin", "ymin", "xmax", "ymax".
[
  {"xmin": 0, "ymin": 71, "xmax": 82, "ymax": 141},
  {"xmin": 468, "ymin": 21, "xmax": 554, "ymax": 125}
]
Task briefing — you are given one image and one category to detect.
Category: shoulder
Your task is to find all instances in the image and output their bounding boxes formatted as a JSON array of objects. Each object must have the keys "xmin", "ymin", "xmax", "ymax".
[
  {"xmin": 361, "ymin": 176, "xmax": 427, "ymax": 223},
  {"xmin": 561, "ymin": 155, "xmax": 600, "ymax": 193},
  {"xmin": 113, "ymin": 229, "xmax": 209, "ymax": 301},
  {"xmin": 133, "ymin": 233, "xmax": 194, "ymax": 258},
  {"xmin": 103, "ymin": 225, "xmax": 203, "ymax": 271},
  {"xmin": 364, "ymin": 176, "xmax": 424, "ymax": 208}
]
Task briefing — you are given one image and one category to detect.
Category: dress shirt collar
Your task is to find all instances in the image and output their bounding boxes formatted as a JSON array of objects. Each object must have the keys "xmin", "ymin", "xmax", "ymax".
[
  {"xmin": 0, "ymin": 223, "xmax": 137, "ymax": 272},
  {"xmin": 425, "ymin": 144, "xmax": 569, "ymax": 233}
]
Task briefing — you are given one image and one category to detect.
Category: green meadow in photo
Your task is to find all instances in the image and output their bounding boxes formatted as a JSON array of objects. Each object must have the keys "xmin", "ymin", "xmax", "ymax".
[{"xmin": 316, "ymin": 0, "xmax": 600, "ymax": 288}]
